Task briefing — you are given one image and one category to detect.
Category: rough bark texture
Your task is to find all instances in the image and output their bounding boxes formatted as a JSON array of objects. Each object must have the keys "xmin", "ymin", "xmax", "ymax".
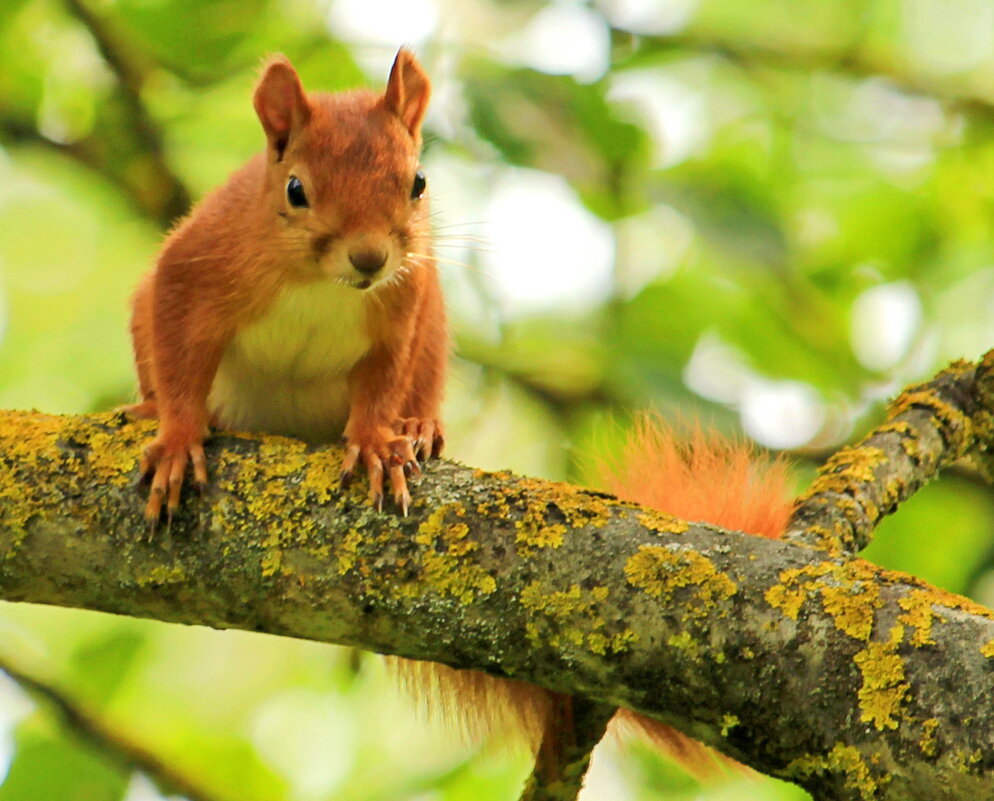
[
  {"xmin": 1, "ymin": 354, "xmax": 994, "ymax": 801},
  {"xmin": 787, "ymin": 358, "xmax": 986, "ymax": 554}
]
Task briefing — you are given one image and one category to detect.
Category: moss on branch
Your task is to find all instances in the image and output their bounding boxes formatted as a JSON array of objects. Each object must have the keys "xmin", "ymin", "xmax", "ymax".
[{"xmin": 1, "ymin": 354, "xmax": 994, "ymax": 800}]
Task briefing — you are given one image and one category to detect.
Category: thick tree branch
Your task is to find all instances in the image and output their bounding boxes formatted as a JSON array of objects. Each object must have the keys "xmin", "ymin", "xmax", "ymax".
[{"xmin": 0, "ymin": 355, "xmax": 993, "ymax": 800}]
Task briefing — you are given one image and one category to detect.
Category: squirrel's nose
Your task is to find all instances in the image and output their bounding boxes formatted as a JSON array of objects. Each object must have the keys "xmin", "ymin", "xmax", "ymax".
[{"xmin": 349, "ymin": 249, "xmax": 387, "ymax": 276}]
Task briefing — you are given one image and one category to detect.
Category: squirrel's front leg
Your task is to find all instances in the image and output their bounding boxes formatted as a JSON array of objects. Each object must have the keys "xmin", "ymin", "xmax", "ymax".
[
  {"xmin": 340, "ymin": 343, "xmax": 420, "ymax": 514},
  {"xmin": 139, "ymin": 287, "xmax": 230, "ymax": 528}
]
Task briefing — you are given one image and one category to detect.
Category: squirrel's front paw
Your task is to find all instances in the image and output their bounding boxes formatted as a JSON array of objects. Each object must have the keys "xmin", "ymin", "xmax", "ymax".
[
  {"xmin": 392, "ymin": 417, "xmax": 444, "ymax": 462},
  {"xmin": 139, "ymin": 433, "xmax": 208, "ymax": 530},
  {"xmin": 340, "ymin": 425, "xmax": 419, "ymax": 514}
]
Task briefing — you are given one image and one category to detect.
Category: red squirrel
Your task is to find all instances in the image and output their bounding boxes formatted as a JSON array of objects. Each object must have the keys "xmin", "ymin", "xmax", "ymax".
[
  {"xmin": 126, "ymin": 49, "xmax": 446, "ymax": 522},
  {"xmin": 393, "ymin": 416, "xmax": 793, "ymax": 794}
]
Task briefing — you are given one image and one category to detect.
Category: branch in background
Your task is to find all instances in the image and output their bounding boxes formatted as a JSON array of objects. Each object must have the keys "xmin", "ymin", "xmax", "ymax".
[
  {"xmin": 637, "ymin": 30, "xmax": 994, "ymax": 123},
  {"xmin": 0, "ymin": 655, "xmax": 223, "ymax": 801},
  {"xmin": 0, "ymin": 118, "xmax": 176, "ymax": 227},
  {"xmin": 54, "ymin": 0, "xmax": 190, "ymax": 226},
  {"xmin": 1, "ymin": 354, "xmax": 994, "ymax": 799}
]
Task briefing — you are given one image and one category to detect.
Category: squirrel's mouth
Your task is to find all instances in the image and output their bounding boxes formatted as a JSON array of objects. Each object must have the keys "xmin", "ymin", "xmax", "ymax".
[{"xmin": 356, "ymin": 279, "xmax": 373, "ymax": 290}]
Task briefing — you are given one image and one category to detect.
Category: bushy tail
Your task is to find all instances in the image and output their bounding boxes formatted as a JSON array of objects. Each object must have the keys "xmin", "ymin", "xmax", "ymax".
[
  {"xmin": 597, "ymin": 412, "xmax": 794, "ymax": 776},
  {"xmin": 598, "ymin": 413, "xmax": 792, "ymax": 539}
]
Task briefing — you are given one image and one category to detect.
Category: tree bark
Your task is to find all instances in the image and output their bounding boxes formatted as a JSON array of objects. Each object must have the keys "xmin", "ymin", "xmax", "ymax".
[{"xmin": 1, "ymin": 354, "xmax": 994, "ymax": 801}]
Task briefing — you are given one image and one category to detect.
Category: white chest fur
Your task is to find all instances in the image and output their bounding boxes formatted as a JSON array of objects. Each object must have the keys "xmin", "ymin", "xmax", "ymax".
[{"xmin": 208, "ymin": 281, "xmax": 371, "ymax": 443}]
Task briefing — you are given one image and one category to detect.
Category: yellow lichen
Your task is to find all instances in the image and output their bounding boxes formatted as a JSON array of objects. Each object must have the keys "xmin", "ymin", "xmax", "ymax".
[
  {"xmin": 898, "ymin": 591, "xmax": 938, "ymax": 647},
  {"xmin": 667, "ymin": 630, "xmax": 700, "ymax": 659},
  {"xmin": 336, "ymin": 529, "xmax": 364, "ymax": 575},
  {"xmin": 480, "ymin": 476, "xmax": 617, "ymax": 555},
  {"xmin": 765, "ymin": 561, "xmax": 881, "ymax": 640},
  {"xmin": 420, "ymin": 550, "xmax": 496, "ymax": 604},
  {"xmin": 819, "ymin": 581, "xmax": 878, "ymax": 641},
  {"xmin": 625, "ymin": 544, "xmax": 737, "ymax": 618},
  {"xmin": 787, "ymin": 743, "xmax": 883, "ymax": 801},
  {"xmin": 919, "ymin": 718, "xmax": 939, "ymax": 757},
  {"xmin": 412, "ymin": 504, "xmax": 496, "ymax": 604},
  {"xmin": 853, "ymin": 624, "xmax": 909, "ymax": 730},
  {"xmin": 887, "ymin": 388, "xmax": 973, "ymax": 454},
  {"xmin": 981, "ymin": 639, "xmax": 994, "ymax": 658},
  {"xmin": 515, "ymin": 512, "xmax": 567, "ymax": 549},
  {"xmin": 134, "ymin": 564, "xmax": 187, "ymax": 586},
  {"xmin": 636, "ymin": 510, "xmax": 689, "ymax": 536},
  {"xmin": 519, "ymin": 581, "xmax": 632, "ymax": 654}
]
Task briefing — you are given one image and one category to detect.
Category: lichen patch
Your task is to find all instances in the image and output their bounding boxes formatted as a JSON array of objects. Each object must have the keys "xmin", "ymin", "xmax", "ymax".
[
  {"xmin": 854, "ymin": 624, "xmax": 909, "ymax": 730},
  {"xmin": 625, "ymin": 544, "xmax": 737, "ymax": 618}
]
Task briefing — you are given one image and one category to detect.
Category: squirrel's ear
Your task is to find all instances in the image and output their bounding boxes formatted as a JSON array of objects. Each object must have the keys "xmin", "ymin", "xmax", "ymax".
[
  {"xmin": 254, "ymin": 55, "xmax": 311, "ymax": 160},
  {"xmin": 384, "ymin": 48, "xmax": 431, "ymax": 137}
]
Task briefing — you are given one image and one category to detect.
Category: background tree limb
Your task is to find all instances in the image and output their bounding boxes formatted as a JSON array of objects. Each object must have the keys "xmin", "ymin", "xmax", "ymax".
[{"xmin": 0, "ymin": 655, "xmax": 225, "ymax": 801}]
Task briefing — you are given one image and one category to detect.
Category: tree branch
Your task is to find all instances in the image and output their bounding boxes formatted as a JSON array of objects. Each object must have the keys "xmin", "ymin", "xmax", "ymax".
[
  {"xmin": 1, "ymin": 354, "xmax": 993, "ymax": 800},
  {"xmin": 51, "ymin": 0, "xmax": 191, "ymax": 226},
  {"xmin": 637, "ymin": 30, "xmax": 994, "ymax": 122},
  {"xmin": 0, "ymin": 655, "xmax": 224, "ymax": 801},
  {"xmin": 787, "ymin": 358, "xmax": 982, "ymax": 554}
]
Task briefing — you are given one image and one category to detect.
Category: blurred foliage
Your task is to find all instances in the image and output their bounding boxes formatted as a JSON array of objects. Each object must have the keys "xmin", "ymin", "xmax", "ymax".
[{"xmin": 2, "ymin": 0, "xmax": 994, "ymax": 798}]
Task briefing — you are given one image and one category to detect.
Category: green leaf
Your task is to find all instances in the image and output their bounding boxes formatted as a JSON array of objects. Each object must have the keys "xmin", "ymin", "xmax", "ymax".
[{"xmin": 0, "ymin": 731, "xmax": 128, "ymax": 801}]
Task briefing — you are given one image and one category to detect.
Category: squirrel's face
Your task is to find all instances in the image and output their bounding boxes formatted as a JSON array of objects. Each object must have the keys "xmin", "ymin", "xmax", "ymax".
[
  {"xmin": 253, "ymin": 50, "xmax": 432, "ymax": 290},
  {"xmin": 268, "ymin": 109, "xmax": 430, "ymax": 290}
]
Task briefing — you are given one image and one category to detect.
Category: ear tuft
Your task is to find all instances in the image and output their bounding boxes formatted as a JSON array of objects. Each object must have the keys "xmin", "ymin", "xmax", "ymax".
[
  {"xmin": 384, "ymin": 48, "xmax": 431, "ymax": 137},
  {"xmin": 254, "ymin": 55, "xmax": 311, "ymax": 160}
]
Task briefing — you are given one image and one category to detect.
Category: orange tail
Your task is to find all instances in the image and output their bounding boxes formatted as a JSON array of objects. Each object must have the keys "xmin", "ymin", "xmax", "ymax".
[
  {"xmin": 598, "ymin": 413, "xmax": 794, "ymax": 777},
  {"xmin": 598, "ymin": 413, "xmax": 792, "ymax": 539}
]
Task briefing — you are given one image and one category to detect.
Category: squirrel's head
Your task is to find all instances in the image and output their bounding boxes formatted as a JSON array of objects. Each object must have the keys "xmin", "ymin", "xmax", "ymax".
[{"xmin": 253, "ymin": 49, "xmax": 431, "ymax": 290}]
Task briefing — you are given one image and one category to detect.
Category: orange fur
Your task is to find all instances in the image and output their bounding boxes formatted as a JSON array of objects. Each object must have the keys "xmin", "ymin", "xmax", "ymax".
[
  {"xmin": 600, "ymin": 413, "xmax": 792, "ymax": 539},
  {"xmin": 127, "ymin": 49, "xmax": 446, "ymax": 521}
]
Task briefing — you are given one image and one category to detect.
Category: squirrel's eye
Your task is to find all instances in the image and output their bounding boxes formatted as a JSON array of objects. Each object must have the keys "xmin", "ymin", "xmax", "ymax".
[
  {"xmin": 286, "ymin": 176, "xmax": 309, "ymax": 208},
  {"xmin": 410, "ymin": 169, "xmax": 426, "ymax": 200}
]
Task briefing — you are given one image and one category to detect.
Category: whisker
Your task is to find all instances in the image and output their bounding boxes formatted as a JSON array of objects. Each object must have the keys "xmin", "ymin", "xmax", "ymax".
[
  {"xmin": 432, "ymin": 234, "xmax": 493, "ymax": 247},
  {"xmin": 406, "ymin": 252, "xmax": 482, "ymax": 271},
  {"xmin": 429, "ymin": 219, "xmax": 491, "ymax": 229}
]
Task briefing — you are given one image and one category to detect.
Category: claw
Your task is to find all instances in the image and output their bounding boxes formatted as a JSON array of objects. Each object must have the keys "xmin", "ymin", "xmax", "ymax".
[
  {"xmin": 340, "ymin": 444, "xmax": 360, "ymax": 488},
  {"xmin": 389, "ymin": 461, "xmax": 410, "ymax": 514},
  {"xmin": 343, "ymin": 424, "xmax": 427, "ymax": 514},
  {"xmin": 138, "ymin": 433, "xmax": 209, "ymax": 537}
]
